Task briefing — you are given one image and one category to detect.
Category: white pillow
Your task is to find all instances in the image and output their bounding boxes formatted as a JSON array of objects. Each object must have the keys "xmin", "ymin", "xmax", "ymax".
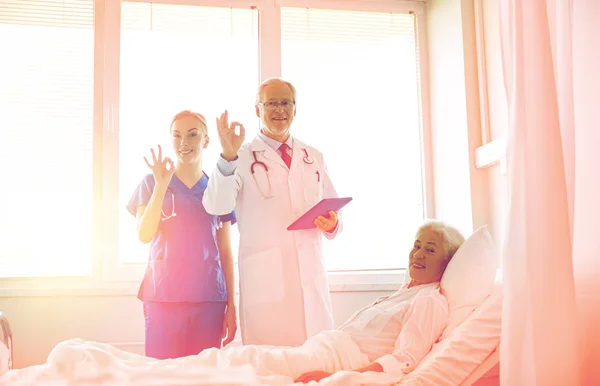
[
  {"xmin": 400, "ymin": 281, "xmax": 503, "ymax": 386},
  {"xmin": 439, "ymin": 225, "xmax": 498, "ymax": 339}
]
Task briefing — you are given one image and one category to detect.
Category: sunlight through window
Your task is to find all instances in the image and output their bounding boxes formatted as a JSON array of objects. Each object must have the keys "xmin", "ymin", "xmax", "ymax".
[
  {"xmin": 117, "ymin": 3, "xmax": 258, "ymax": 264},
  {"xmin": 0, "ymin": 0, "xmax": 94, "ymax": 278},
  {"xmin": 281, "ymin": 8, "xmax": 424, "ymax": 270}
]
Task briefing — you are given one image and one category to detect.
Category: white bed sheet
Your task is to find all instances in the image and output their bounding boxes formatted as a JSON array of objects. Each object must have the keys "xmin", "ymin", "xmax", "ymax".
[
  {"xmin": 0, "ymin": 331, "xmax": 404, "ymax": 386},
  {"xmin": 1, "ymin": 343, "xmax": 501, "ymax": 386}
]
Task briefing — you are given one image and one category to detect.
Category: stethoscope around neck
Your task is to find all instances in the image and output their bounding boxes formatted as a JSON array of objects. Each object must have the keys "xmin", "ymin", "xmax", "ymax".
[
  {"xmin": 159, "ymin": 187, "xmax": 224, "ymax": 228},
  {"xmin": 250, "ymin": 147, "xmax": 314, "ymax": 199},
  {"xmin": 160, "ymin": 188, "xmax": 176, "ymax": 221}
]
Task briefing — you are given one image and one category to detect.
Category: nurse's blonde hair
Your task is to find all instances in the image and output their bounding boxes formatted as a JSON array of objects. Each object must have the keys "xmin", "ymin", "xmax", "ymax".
[
  {"xmin": 416, "ymin": 220, "xmax": 465, "ymax": 261},
  {"xmin": 170, "ymin": 110, "xmax": 208, "ymax": 136}
]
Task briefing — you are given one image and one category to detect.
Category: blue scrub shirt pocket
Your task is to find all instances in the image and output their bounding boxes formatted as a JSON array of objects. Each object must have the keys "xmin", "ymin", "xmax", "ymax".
[{"xmin": 240, "ymin": 247, "xmax": 285, "ymax": 306}]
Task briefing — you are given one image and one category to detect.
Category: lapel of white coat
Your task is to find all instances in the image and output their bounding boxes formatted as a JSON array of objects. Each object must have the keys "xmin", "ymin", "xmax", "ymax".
[
  {"xmin": 250, "ymin": 135, "xmax": 287, "ymax": 169},
  {"xmin": 289, "ymin": 138, "xmax": 310, "ymax": 185},
  {"xmin": 290, "ymin": 138, "xmax": 308, "ymax": 171}
]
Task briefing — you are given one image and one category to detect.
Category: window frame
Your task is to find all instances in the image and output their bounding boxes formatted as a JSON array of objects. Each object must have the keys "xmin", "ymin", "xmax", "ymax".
[{"xmin": 0, "ymin": 0, "xmax": 430, "ymax": 294}]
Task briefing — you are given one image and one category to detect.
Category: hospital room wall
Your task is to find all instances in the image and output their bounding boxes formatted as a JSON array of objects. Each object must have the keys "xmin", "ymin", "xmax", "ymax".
[
  {"xmin": 477, "ymin": 0, "xmax": 509, "ymax": 252},
  {"xmin": 1, "ymin": 0, "xmax": 511, "ymax": 370},
  {"xmin": 426, "ymin": 0, "xmax": 508, "ymax": 250},
  {"xmin": 477, "ymin": 0, "xmax": 509, "ymax": 253}
]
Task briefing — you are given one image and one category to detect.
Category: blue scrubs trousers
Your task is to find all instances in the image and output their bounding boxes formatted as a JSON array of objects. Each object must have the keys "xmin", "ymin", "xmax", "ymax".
[{"xmin": 143, "ymin": 301, "xmax": 227, "ymax": 359}]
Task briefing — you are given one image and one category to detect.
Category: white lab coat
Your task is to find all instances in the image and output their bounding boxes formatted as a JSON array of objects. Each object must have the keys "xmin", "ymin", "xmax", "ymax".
[{"xmin": 203, "ymin": 135, "xmax": 342, "ymax": 347}]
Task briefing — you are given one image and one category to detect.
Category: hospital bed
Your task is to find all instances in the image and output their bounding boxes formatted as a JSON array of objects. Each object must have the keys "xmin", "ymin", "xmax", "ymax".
[
  {"xmin": 0, "ymin": 227, "xmax": 502, "ymax": 385},
  {"xmin": 0, "ymin": 286, "xmax": 502, "ymax": 386},
  {"xmin": 0, "ymin": 283, "xmax": 501, "ymax": 386},
  {"xmin": 0, "ymin": 290, "xmax": 501, "ymax": 385},
  {"xmin": 465, "ymin": 348, "xmax": 499, "ymax": 386},
  {"xmin": 460, "ymin": 301, "xmax": 501, "ymax": 383}
]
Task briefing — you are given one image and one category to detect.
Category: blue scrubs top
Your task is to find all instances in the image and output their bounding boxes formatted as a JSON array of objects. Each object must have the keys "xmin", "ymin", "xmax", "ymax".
[{"xmin": 127, "ymin": 173, "xmax": 236, "ymax": 303}]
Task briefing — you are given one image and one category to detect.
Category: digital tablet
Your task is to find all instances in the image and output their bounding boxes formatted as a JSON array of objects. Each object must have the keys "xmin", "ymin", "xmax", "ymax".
[{"xmin": 287, "ymin": 197, "xmax": 353, "ymax": 231}]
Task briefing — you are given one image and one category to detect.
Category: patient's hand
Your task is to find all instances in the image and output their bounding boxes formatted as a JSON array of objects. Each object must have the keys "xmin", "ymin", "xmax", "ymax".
[{"xmin": 295, "ymin": 370, "xmax": 332, "ymax": 383}]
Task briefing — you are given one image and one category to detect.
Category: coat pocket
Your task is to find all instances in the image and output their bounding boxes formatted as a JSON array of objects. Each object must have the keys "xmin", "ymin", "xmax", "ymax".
[
  {"xmin": 240, "ymin": 247, "xmax": 285, "ymax": 306},
  {"xmin": 303, "ymin": 167, "xmax": 323, "ymax": 208}
]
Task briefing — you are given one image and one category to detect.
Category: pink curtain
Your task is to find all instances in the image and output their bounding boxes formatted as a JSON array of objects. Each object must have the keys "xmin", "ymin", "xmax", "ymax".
[{"xmin": 499, "ymin": 0, "xmax": 600, "ymax": 385}]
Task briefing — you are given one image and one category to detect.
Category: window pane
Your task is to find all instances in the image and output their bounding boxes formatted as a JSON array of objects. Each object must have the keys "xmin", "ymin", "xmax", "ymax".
[
  {"xmin": 118, "ymin": 2, "xmax": 258, "ymax": 264},
  {"xmin": 0, "ymin": 0, "xmax": 94, "ymax": 278},
  {"xmin": 281, "ymin": 8, "xmax": 424, "ymax": 271}
]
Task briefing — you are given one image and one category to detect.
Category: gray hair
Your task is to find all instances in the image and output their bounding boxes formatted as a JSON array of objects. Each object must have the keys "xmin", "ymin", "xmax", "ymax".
[
  {"xmin": 255, "ymin": 77, "xmax": 297, "ymax": 104},
  {"xmin": 415, "ymin": 220, "xmax": 465, "ymax": 261}
]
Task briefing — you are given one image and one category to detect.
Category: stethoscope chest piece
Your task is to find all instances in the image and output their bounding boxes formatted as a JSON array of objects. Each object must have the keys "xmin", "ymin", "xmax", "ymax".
[{"xmin": 302, "ymin": 149, "xmax": 314, "ymax": 164}]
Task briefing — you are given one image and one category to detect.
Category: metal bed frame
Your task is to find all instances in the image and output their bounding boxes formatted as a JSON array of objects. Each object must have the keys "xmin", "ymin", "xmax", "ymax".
[{"xmin": 0, "ymin": 312, "xmax": 13, "ymax": 371}]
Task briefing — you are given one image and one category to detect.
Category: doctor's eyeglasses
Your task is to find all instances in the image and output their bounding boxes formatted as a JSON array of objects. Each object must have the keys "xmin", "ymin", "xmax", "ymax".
[{"xmin": 257, "ymin": 100, "xmax": 296, "ymax": 110}]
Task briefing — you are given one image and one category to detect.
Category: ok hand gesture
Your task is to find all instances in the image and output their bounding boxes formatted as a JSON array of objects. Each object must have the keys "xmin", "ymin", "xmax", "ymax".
[
  {"xmin": 144, "ymin": 144, "xmax": 174, "ymax": 190},
  {"xmin": 216, "ymin": 110, "xmax": 245, "ymax": 161}
]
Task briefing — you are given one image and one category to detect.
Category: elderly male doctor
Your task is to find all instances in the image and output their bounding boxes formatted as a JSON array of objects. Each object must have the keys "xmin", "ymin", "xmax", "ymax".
[{"xmin": 203, "ymin": 78, "xmax": 343, "ymax": 347}]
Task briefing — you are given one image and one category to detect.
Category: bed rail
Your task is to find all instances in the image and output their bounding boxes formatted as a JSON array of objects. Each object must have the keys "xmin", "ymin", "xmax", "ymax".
[{"xmin": 0, "ymin": 312, "xmax": 13, "ymax": 370}]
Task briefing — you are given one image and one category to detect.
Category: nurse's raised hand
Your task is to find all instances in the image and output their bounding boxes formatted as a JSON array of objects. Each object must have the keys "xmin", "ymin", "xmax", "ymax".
[
  {"xmin": 144, "ymin": 144, "xmax": 175, "ymax": 190},
  {"xmin": 216, "ymin": 110, "xmax": 245, "ymax": 161}
]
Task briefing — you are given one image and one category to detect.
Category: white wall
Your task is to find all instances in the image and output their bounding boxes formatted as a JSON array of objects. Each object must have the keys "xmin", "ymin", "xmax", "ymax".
[
  {"xmin": 425, "ymin": 0, "xmax": 509, "ymax": 249},
  {"xmin": 425, "ymin": 0, "xmax": 494, "ymax": 239},
  {"xmin": 479, "ymin": 0, "xmax": 509, "ymax": 249}
]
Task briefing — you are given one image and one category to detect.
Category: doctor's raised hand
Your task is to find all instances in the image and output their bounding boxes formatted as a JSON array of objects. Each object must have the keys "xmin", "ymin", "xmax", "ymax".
[
  {"xmin": 216, "ymin": 110, "xmax": 245, "ymax": 162},
  {"xmin": 143, "ymin": 144, "xmax": 175, "ymax": 190}
]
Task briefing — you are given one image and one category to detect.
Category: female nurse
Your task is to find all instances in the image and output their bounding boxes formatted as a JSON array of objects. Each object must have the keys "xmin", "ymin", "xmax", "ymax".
[{"xmin": 127, "ymin": 110, "xmax": 237, "ymax": 359}]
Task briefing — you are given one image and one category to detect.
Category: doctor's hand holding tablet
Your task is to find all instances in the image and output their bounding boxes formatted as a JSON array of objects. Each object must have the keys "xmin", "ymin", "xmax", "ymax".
[
  {"xmin": 314, "ymin": 210, "xmax": 338, "ymax": 232},
  {"xmin": 202, "ymin": 78, "xmax": 348, "ymax": 347}
]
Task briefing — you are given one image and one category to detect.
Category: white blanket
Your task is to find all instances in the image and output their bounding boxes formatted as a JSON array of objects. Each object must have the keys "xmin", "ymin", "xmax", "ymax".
[{"xmin": 1, "ymin": 331, "xmax": 405, "ymax": 385}]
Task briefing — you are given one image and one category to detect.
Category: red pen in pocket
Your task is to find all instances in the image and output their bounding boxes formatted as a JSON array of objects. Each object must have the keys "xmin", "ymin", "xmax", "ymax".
[{"xmin": 316, "ymin": 171, "xmax": 320, "ymax": 182}]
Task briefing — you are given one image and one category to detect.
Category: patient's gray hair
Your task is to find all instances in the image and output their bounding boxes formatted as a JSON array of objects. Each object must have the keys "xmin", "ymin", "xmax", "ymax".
[{"xmin": 416, "ymin": 220, "xmax": 465, "ymax": 261}]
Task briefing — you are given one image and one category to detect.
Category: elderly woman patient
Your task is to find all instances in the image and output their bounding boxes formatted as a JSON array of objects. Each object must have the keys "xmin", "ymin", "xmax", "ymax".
[{"xmin": 194, "ymin": 220, "xmax": 465, "ymax": 383}]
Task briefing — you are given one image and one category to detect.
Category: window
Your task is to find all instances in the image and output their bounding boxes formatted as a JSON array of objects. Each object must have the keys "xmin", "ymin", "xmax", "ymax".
[
  {"xmin": 0, "ymin": 0, "xmax": 427, "ymax": 284},
  {"xmin": 116, "ymin": 3, "xmax": 258, "ymax": 267},
  {"xmin": 0, "ymin": 0, "xmax": 95, "ymax": 278},
  {"xmin": 281, "ymin": 8, "xmax": 424, "ymax": 270}
]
